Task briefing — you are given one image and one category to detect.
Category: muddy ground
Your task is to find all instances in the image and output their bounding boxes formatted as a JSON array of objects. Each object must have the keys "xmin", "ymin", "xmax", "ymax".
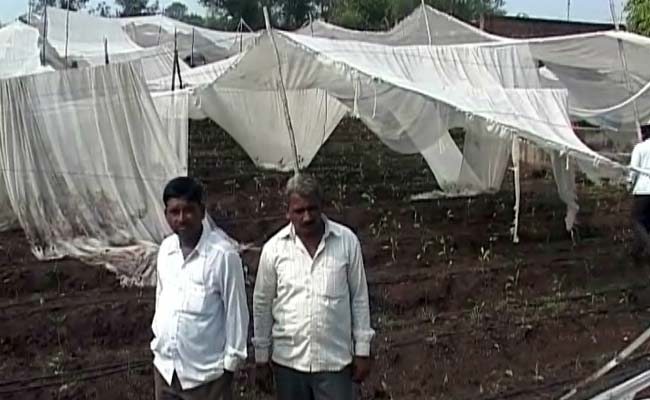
[{"xmin": 1, "ymin": 120, "xmax": 650, "ymax": 400}]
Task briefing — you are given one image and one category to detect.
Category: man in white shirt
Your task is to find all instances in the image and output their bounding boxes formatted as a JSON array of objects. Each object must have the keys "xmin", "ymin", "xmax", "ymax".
[
  {"xmin": 152, "ymin": 177, "xmax": 249, "ymax": 400},
  {"xmin": 629, "ymin": 126, "xmax": 650, "ymax": 263},
  {"xmin": 253, "ymin": 173, "xmax": 375, "ymax": 400}
]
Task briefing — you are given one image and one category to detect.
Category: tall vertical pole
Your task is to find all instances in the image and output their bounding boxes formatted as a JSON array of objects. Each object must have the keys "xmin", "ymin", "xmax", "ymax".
[
  {"xmin": 104, "ymin": 37, "xmax": 109, "ymax": 64},
  {"xmin": 567, "ymin": 0, "xmax": 571, "ymax": 21},
  {"xmin": 263, "ymin": 7, "xmax": 300, "ymax": 173},
  {"xmin": 41, "ymin": 6, "xmax": 48, "ymax": 66},
  {"xmin": 609, "ymin": 0, "xmax": 643, "ymax": 142},
  {"xmin": 238, "ymin": 19, "xmax": 243, "ymax": 53},
  {"xmin": 421, "ymin": 0, "xmax": 431, "ymax": 44},
  {"xmin": 171, "ymin": 28, "xmax": 177, "ymax": 92},
  {"xmin": 64, "ymin": 0, "xmax": 71, "ymax": 69},
  {"xmin": 190, "ymin": 27, "xmax": 195, "ymax": 67}
]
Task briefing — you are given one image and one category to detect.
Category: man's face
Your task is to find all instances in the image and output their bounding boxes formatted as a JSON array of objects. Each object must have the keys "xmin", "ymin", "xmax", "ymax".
[
  {"xmin": 165, "ymin": 198, "xmax": 205, "ymax": 239},
  {"xmin": 287, "ymin": 193, "xmax": 323, "ymax": 237}
]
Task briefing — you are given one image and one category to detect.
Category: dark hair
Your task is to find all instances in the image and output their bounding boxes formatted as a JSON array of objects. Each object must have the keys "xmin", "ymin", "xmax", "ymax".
[
  {"xmin": 163, "ymin": 177, "xmax": 204, "ymax": 206},
  {"xmin": 642, "ymin": 125, "xmax": 650, "ymax": 140}
]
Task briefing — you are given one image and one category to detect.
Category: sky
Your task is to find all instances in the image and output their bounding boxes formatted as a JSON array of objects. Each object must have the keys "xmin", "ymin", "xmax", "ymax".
[{"xmin": 0, "ymin": 0, "xmax": 628, "ymax": 25}]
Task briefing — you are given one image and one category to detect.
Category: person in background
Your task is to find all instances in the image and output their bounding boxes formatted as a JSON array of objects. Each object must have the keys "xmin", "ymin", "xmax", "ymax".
[
  {"xmin": 253, "ymin": 173, "xmax": 375, "ymax": 400},
  {"xmin": 629, "ymin": 126, "xmax": 650, "ymax": 264},
  {"xmin": 151, "ymin": 177, "xmax": 249, "ymax": 400}
]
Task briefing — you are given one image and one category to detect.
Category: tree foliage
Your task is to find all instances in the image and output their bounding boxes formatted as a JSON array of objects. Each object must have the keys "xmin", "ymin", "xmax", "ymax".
[
  {"xmin": 328, "ymin": 0, "xmax": 505, "ymax": 30},
  {"xmin": 165, "ymin": 2, "xmax": 188, "ymax": 20},
  {"xmin": 115, "ymin": 0, "xmax": 159, "ymax": 17},
  {"xmin": 102, "ymin": 0, "xmax": 506, "ymax": 31},
  {"xmin": 626, "ymin": 0, "xmax": 650, "ymax": 36},
  {"xmin": 33, "ymin": 0, "xmax": 90, "ymax": 14},
  {"xmin": 88, "ymin": 1, "xmax": 112, "ymax": 17}
]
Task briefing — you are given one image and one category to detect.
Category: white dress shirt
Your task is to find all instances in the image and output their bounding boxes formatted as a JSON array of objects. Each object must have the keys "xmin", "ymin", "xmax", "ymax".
[
  {"xmin": 630, "ymin": 139, "xmax": 650, "ymax": 195},
  {"xmin": 151, "ymin": 220, "xmax": 249, "ymax": 390},
  {"xmin": 253, "ymin": 217, "xmax": 375, "ymax": 373}
]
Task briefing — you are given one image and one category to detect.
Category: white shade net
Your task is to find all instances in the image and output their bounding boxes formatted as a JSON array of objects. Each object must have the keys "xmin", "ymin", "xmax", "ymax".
[
  {"xmin": 150, "ymin": 49, "xmax": 349, "ymax": 171},
  {"xmin": 30, "ymin": 7, "xmax": 190, "ymax": 86},
  {"xmin": 191, "ymin": 30, "xmax": 633, "ymax": 232},
  {"xmin": 121, "ymin": 14, "xmax": 256, "ymax": 63},
  {"xmin": 0, "ymin": 62, "xmax": 185, "ymax": 285},
  {"xmin": 198, "ymin": 87, "xmax": 347, "ymax": 170},
  {"xmin": 298, "ymin": 4, "xmax": 503, "ymax": 45},
  {"xmin": 303, "ymin": 5, "xmax": 650, "ymax": 140},
  {"xmin": 212, "ymin": 31, "xmax": 625, "ymax": 172},
  {"xmin": 151, "ymin": 90, "xmax": 190, "ymax": 171},
  {"xmin": 0, "ymin": 21, "xmax": 53, "ymax": 79}
]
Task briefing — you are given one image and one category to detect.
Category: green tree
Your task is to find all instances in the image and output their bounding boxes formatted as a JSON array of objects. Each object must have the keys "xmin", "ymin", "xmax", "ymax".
[
  {"xmin": 182, "ymin": 13, "xmax": 207, "ymax": 26},
  {"xmin": 165, "ymin": 2, "xmax": 188, "ymax": 20},
  {"xmin": 34, "ymin": 0, "xmax": 90, "ymax": 14},
  {"xmin": 626, "ymin": 0, "xmax": 650, "ymax": 36},
  {"xmin": 329, "ymin": 0, "xmax": 506, "ymax": 30},
  {"xmin": 89, "ymin": 1, "xmax": 112, "ymax": 17},
  {"xmin": 115, "ymin": 0, "xmax": 159, "ymax": 16},
  {"xmin": 328, "ymin": 0, "xmax": 391, "ymax": 30},
  {"xmin": 276, "ymin": 0, "xmax": 317, "ymax": 29},
  {"xmin": 199, "ymin": 0, "xmax": 265, "ymax": 30}
]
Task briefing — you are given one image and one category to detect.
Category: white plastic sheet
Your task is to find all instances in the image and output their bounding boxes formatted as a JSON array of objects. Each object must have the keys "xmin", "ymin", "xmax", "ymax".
[{"xmin": 0, "ymin": 62, "xmax": 185, "ymax": 285}]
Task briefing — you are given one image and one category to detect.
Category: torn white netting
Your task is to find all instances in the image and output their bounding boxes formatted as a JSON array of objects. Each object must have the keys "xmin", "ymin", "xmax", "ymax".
[
  {"xmin": 303, "ymin": 5, "xmax": 650, "ymax": 139},
  {"xmin": 524, "ymin": 32, "xmax": 650, "ymax": 133},
  {"xmin": 199, "ymin": 30, "xmax": 632, "ymax": 230},
  {"xmin": 586, "ymin": 369, "xmax": 650, "ymax": 400},
  {"xmin": 0, "ymin": 62, "xmax": 185, "ymax": 286}
]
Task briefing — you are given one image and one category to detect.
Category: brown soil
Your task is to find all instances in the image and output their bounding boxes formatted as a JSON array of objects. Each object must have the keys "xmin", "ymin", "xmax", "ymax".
[{"xmin": 1, "ymin": 119, "xmax": 649, "ymax": 400}]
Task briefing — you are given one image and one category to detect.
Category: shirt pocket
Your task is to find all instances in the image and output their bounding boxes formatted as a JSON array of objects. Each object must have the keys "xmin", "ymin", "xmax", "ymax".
[
  {"xmin": 317, "ymin": 257, "xmax": 348, "ymax": 299},
  {"xmin": 182, "ymin": 283, "xmax": 216, "ymax": 316}
]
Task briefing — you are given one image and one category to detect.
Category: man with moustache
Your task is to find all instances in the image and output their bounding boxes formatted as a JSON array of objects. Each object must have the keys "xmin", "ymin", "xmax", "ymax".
[{"xmin": 253, "ymin": 173, "xmax": 375, "ymax": 400}]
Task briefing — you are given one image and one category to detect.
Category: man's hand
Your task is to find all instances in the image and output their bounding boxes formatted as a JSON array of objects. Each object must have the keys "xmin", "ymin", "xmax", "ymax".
[
  {"xmin": 351, "ymin": 356, "xmax": 371, "ymax": 383},
  {"xmin": 255, "ymin": 362, "xmax": 274, "ymax": 394}
]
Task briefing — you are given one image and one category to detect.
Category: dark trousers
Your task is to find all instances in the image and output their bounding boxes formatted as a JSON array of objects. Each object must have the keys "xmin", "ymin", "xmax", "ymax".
[
  {"xmin": 273, "ymin": 364, "xmax": 355, "ymax": 400},
  {"xmin": 632, "ymin": 195, "xmax": 650, "ymax": 259},
  {"xmin": 154, "ymin": 367, "xmax": 233, "ymax": 400}
]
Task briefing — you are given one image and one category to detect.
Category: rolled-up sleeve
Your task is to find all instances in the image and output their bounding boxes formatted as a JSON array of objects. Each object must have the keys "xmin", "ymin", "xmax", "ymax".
[
  {"xmin": 220, "ymin": 250, "xmax": 249, "ymax": 372},
  {"xmin": 630, "ymin": 146, "xmax": 641, "ymax": 189},
  {"xmin": 348, "ymin": 235, "xmax": 375, "ymax": 356},
  {"xmin": 252, "ymin": 245, "xmax": 277, "ymax": 363}
]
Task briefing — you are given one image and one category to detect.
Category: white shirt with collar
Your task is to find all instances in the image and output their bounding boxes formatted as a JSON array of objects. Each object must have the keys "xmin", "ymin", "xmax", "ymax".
[
  {"xmin": 630, "ymin": 139, "xmax": 650, "ymax": 195},
  {"xmin": 252, "ymin": 217, "xmax": 375, "ymax": 373},
  {"xmin": 151, "ymin": 220, "xmax": 249, "ymax": 390}
]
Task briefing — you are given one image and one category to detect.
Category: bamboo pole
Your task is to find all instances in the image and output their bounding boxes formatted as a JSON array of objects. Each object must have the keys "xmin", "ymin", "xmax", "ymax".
[{"xmin": 263, "ymin": 7, "xmax": 300, "ymax": 173}]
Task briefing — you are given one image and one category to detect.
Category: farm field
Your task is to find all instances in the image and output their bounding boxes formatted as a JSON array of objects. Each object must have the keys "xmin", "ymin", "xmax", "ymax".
[{"xmin": 1, "ymin": 119, "xmax": 649, "ymax": 400}]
